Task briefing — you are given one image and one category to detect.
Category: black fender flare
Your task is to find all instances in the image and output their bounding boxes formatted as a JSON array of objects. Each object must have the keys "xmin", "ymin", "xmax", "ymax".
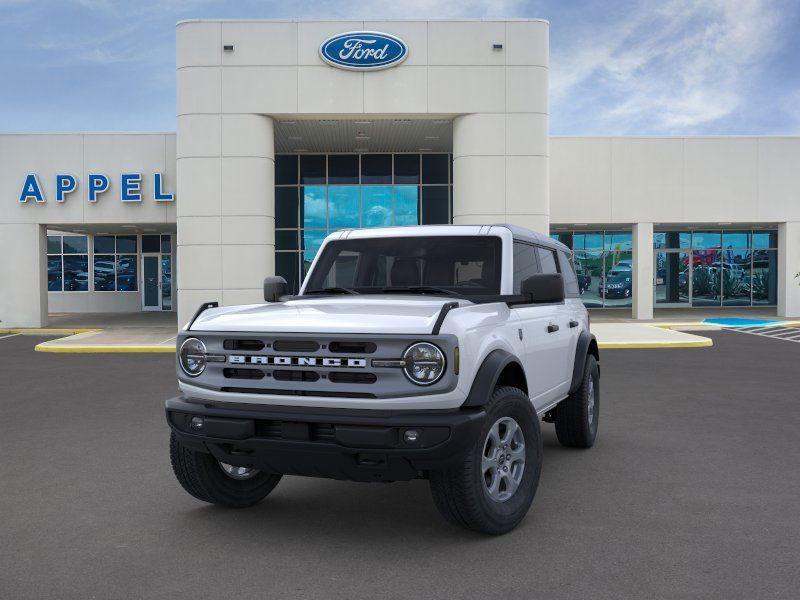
[
  {"xmin": 462, "ymin": 349, "xmax": 522, "ymax": 408},
  {"xmin": 569, "ymin": 330, "xmax": 599, "ymax": 394}
]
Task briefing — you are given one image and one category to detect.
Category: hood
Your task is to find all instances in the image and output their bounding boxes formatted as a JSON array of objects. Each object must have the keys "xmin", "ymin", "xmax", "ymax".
[{"xmin": 189, "ymin": 295, "xmax": 467, "ymax": 334}]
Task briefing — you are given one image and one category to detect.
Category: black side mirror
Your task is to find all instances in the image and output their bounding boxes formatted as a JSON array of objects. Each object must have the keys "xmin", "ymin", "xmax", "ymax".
[
  {"xmin": 263, "ymin": 276, "xmax": 287, "ymax": 302},
  {"xmin": 521, "ymin": 273, "xmax": 565, "ymax": 304}
]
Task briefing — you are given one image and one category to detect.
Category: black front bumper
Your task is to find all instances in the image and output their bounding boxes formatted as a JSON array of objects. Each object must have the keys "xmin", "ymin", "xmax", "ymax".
[{"xmin": 166, "ymin": 397, "xmax": 486, "ymax": 482}]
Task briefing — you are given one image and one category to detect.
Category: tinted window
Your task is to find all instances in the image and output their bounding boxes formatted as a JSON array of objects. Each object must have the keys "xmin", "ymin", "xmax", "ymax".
[
  {"xmin": 94, "ymin": 235, "xmax": 115, "ymax": 253},
  {"xmin": 141, "ymin": 234, "xmax": 160, "ymax": 253},
  {"xmin": 328, "ymin": 155, "xmax": 358, "ymax": 184},
  {"xmin": 361, "ymin": 154, "xmax": 391, "ymax": 184},
  {"xmin": 421, "ymin": 186, "xmax": 449, "ymax": 224},
  {"xmin": 47, "ymin": 235, "xmax": 61, "ymax": 254},
  {"xmin": 300, "ymin": 155, "xmax": 326, "ymax": 184},
  {"xmin": 305, "ymin": 236, "xmax": 502, "ymax": 296},
  {"xmin": 536, "ymin": 247, "xmax": 559, "ymax": 274},
  {"xmin": 394, "ymin": 154, "xmax": 419, "ymax": 184},
  {"xmin": 513, "ymin": 242, "xmax": 539, "ymax": 293},
  {"xmin": 275, "ymin": 187, "xmax": 299, "ymax": 228},
  {"xmin": 62, "ymin": 235, "xmax": 87, "ymax": 254},
  {"xmin": 421, "ymin": 154, "xmax": 448, "ymax": 184},
  {"xmin": 558, "ymin": 251, "xmax": 580, "ymax": 295},
  {"xmin": 275, "ymin": 155, "xmax": 298, "ymax": 185},
  {"xmin": 116, "ymin": 235, "xmax": 137, "ymax": 254}
]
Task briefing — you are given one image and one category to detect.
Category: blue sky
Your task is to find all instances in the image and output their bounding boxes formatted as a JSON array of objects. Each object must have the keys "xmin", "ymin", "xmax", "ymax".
[{"xmin": 1, "ymin": 0, "xmax": 798, "ymax": 135}]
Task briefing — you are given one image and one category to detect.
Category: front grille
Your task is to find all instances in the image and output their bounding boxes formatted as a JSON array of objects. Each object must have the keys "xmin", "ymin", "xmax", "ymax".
[
  {"xmin": 273, "ymin": 370, "xmax": 320, "ymax": 382},
  {"xmin": 253, "ymin": 420, "xmax": 337, "ymax": 441},
  {"xmin": 329, "ymin": 341, "xmax": 377, "ymax": 354},
  {"xmin": 223, "ymin": 368, "xmax": 265, "ymax": 380},
  {"xmin": 273, "ymin": 339, "xmax": 320, "ymax": 352},
  {"xmin": 223, "ymin": 339, "xmax": 265, "ymax": 351},
  {"xmin": 220, "ymin": 387, "xmax": 377, "ymax": 399},
  {"xmin": 329, "ymin": 371, "xmax": 377, "ymax": 384}
]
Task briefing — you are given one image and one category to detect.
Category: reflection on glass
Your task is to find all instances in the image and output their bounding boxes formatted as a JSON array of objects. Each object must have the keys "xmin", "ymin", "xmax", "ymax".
[
  {"xmin": 116, "ymin": 235, "xmax": 137, "ymax": 254},
  {"xmin": 394, "ymin": 185, "xmax": 418, "ymax": 225},
  {"xmin": 94, "ymin": 255, "xmax": 116, "ymax": 291},
  {"xmin": 302, "ymin": 230, "xmax": 326, "ymax": 252},
  {"xmin": 692, "ymin": 231, "xmax": 721, "ymax": 249},
  {"xmin": 63, "ymin": 255, "xmax": 88, "ymax": 291},
  {"xmin": 116, "ymin": 255, "xmax": 137, "ymax": 291},
  {"xmin": 655, "ymin": 251, "xmax": 690, "ymax": 305},
  {"xmin": 602, "ymin": 250, "xmax": 633, "ymax": 307},
  {"xmin": 161, "ymin": 234, "xmax": 172, "ymax": 254},
  {"xmin": 302, "ymin": 186, "xmax": 326, "ymax": 229},
  {"xmin": 328, "ymin": 186, "xmax": 359, "ymax": 228},
  {"xmin": 63, "ymin": 235, "xmax": 88, "ymax": 254},
  {"xmin": 275, "ymin": 252, "xmax": 299, "ymax": 293},
  {"xmin": 362, "ymin": 186, "xmax": 392, "ymax": 227},
  {"xmin": 722, "ymin": 231, "xmax": 750, "ymax": 249},
  {"xmin": 752, "ymin": 231, "xmax": 777, "ymax": 249},
  {"xmin": 574, "ymin": 250, "xmax": 603, "ymax": 308},
  {"xmin": 654, "ymin": 232, "xmax": 691, "ymax": 249},
  {"xmin": 94, "ymin": 235, "xmax": 115, "ymax": 253},
  {"xmin": 47, "ymin": 235, "xmax": 62, "ymax": 254},
  {"xmin": 47, "ymin": 256, "xmax": 62, "ymax": 291},
  {"xmin": 604, "ymin": 232, "xmax": 632, "ymax": 251},
  {"xmin": 752, "ymin": 250, "xmax": 777, "ymax": 305},
  {"xmin": 161, "ymin": 255, "xmax": 172, "ymax": 310},
  {"xmin": 692, "ymin": 250, "xmax": 721, "ymax": 306},
  {"xmin": 721, "ymin": 249, "xmax": 751, "ymax": 306}
]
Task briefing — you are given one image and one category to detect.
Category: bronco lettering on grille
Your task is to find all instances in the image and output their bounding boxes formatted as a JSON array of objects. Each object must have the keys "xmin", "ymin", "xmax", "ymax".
[{"xmin": 228, "ymin": 355, "xmax": 366, "ymax": 368}]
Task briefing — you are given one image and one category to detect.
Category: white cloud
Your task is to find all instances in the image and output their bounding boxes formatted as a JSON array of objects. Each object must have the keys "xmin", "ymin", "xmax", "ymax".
[{"xmin": 551, "ymin": 0, "xmax": 792, "ymax": 133}]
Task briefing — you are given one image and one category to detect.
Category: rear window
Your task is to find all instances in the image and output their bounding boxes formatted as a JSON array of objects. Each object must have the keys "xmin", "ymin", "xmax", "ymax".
[
  {"xmin": 305, "ymin": 236, "xmax": 502, "ymax": 296},
  {"xmin": 557, "ymin": 251, "xmax": 580, "ymax": 296}
]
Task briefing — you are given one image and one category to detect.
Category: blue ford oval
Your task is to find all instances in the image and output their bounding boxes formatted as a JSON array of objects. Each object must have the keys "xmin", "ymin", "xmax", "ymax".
[{"xmin": 319, "ymin": 31, "xmax": 408, "ymax": 71}]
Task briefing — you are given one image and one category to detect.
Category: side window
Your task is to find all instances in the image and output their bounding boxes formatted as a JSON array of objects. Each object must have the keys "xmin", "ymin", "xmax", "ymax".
[
  {"xmin": 558, "ymin": 251, "xmax": 580, "ymax": 296},
  {"xmin": 513, "ymin": 242, "xmax": 539, "ymax": 293},
  {"xmin": 536, "ymin": 247, "xmax": 559, "ymax": 274}
]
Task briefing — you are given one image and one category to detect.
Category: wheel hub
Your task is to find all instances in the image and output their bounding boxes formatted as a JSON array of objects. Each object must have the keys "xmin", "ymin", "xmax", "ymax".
[
  {"xmin": 481, "ymin": 416, "xmax": 526, "ymax": 503},
  {"xmin": 587, "ymin": 379, "xmax": 596, "ymax": 425},
  {"xmin": 219, "ymin": 462, "xmax": 259, "ymax": 480}
]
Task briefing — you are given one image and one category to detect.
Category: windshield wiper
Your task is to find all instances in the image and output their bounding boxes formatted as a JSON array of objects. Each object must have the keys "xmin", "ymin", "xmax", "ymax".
[
  {"xmin": 381, "ymin": 285, "xmax": 461, "ymax": 297},
  {"xmin": 304, "ymin": 287, "xmax": 359, "ymax": 295}
]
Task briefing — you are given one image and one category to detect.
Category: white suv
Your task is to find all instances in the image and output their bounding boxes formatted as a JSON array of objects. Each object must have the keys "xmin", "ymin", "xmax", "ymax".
[{"xmin": 166, "ymin": 225, "xmax": 600, "ymax": 534}]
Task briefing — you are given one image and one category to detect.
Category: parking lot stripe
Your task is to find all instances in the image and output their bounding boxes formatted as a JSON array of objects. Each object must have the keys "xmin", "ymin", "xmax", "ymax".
[{"xmin": 0, "ymin": 333, "xmax": 21, "ymax": 341}]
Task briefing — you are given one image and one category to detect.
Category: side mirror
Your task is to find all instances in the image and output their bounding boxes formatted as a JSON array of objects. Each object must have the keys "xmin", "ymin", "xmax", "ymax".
[
  {"xmin": 263, "ymin": 276, "xmax": 287, "ymax": 302},
  {"xmin": 521, "ymin": 273, "xmax": 565, "ymax": 304}
]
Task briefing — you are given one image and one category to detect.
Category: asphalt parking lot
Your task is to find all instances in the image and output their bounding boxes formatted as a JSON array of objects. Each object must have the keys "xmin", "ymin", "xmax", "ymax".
[{"xmin": 1, "ymin": 332, "xmax": 799, "ymax": 599}]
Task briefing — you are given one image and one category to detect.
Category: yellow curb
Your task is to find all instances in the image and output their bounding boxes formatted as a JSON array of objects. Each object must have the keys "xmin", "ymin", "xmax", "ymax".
[
  {"xmin": 0, "ymin": 328, "xmax": 100, "ymax": 335},
  {"xmin": 35, "ymin": 343, "xmax": 175, "ymax": 353},
  {"xmin": 599, "ymin": 339, "xmax": 713, "ymax": 349}
]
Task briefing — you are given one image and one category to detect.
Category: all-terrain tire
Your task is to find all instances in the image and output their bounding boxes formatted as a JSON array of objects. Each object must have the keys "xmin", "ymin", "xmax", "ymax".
[
  {"xmin": 169, "ymin": 433, "xmax": 282, "ymax": 508},
  {"xmin": 553, "ymin": 354, "xmax": 599, "ymax": 448},
  {"xmin": 429, "ymin": 386, "xmax": 542, "ymax": 535}
]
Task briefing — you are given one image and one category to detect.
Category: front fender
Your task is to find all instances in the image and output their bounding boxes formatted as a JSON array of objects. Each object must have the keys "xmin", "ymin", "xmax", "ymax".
[{"xmin": 462, "ymin": 349, "xmax": 520, "ymax": 408}]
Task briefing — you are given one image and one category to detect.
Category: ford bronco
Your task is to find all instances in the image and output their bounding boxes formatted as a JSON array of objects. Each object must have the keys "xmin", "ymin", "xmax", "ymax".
[{"xmin": 166, "ymin": 225, "xmax": 600, "ymax": 534}]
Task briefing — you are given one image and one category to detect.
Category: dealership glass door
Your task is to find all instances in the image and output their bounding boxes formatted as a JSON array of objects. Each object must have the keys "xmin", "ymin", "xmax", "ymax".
[
  {"xmin": 141, "ymin": 234, "xmax": 173, "ymax": 311},
  {"xmin": 142, "ymin": 255, "xmax": 161, "ymax": 311}
]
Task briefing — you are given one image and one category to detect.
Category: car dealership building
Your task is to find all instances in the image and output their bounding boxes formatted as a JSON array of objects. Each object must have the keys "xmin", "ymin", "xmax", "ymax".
[{"xmin": 1, "ymin": 18, "xmax": 799, "ymax": 328}]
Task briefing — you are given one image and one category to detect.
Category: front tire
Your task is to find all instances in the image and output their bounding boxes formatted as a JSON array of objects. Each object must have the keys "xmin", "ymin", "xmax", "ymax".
[
  {"xmin": 429, "ymin": 386, "xmax": 542, "ymax": 535},
  {"xmin": 553, "ymin": 354, "xmax": 599, "ymax": 448},
  {"xmin": 169, "ymin": 433, "xmax": 282, "ymax": 508}
]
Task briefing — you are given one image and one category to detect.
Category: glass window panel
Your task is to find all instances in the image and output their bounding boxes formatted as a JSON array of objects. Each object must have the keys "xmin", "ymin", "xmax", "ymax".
[
  {"xmin": 275, "ymin": 187, "xmax": 299, "ymax": 228},
  {"xmin": 161, "ymin": 255, "xmax": 172, "ymax": 310},
  {"xmin": 752, "ymin": 230, "xmax": 777, "ymax": 249},
  {"xmin": 63, "ymin": 255, "xmax": 88, "ymax": 291},
  {"xmin": 722, "ymin": 249, "xmax": 752, "ymax": 306},
  {"xmin": 302, "ymin": 230, "xmax": 326, "ymax": 252},
  {"xmin": 550, "ymin": 233, "xmax": 573, "ymax": 249},
  {"xmin": 275, "ymin": 155, "xmax": 298, "ymax": 185},
  {"xmin": 141, "ymin": 234, "xmax": 160, "ymax": 253},
  {"xmin": 722, "ymin": 231, "xmax": 750, "ymax": 249},
  {"xmin": 47, "ymin": 235, "xmax": 61, "ymax": 254},
  {"xmin": 536, "ymin": 247, "xmax": 558, "ymax": 274},
  {"xmin": 558, "ymin": 251, "xmax": 580, "ymax": 296},
  {"xmin": 47, "ymin": 256, "xmax": 62, "ymax": 291},
  {"xmin": 299, "ymin": 155, "xmax": 325, "ymax": 184},
  {"xmin": 276, "ymin": 252, "xmax": 300, "ymax": 294},
  {"xmin": 577, "ymin": 233, "xmax": 603, "ymax": 249},
  {"xmin": 161, "ymin": 235, "xmax": 172, "ymax": 254},
  {"xmin": 93, "ymin": 255, "xmax": 116, "ymax": 291},
  {"xmin": 394, "ymin": 154, "xmax": 420, "ymax": 184},
  {"xmin": 327, "ymin": 155, "xmax": 359, "ymax": 184},
  {"xmin": 692, "ymin": 231, "xmax": 721, "ymax": 249},
  {"xmin": 604, "ymin": 232, "xmax": 632, "ymax": 251},
  {"xmin": 361, "ymin": 154, "xmax": 392, "ymax": 184},
  {"xmin": 655, "ymin": 251, "xmax": 690, "ymax": 305},
  {"xmin": 393, "ymin": 185, "xmax": 419, "ymax": 226},
  {"xmin": 275, "ymin": 230, "xmax": 298, "ymax": 251},
  {"xmin": 602, "ymin": 250, "xmax": 633, "ymax": 307},
  {"xmin": 302, "ymin": 251, "xmax": 316, "ymax": 280},
  {"xmin": 301, "ymin": 186, "xmax": 327, "ymax": 229},
  {"xmin": 116, "ymin": 235, "xmax": 137, "ymax": 254},
  {"xmin": 752, "ymin": 249, "xmax": 777, "ymax": 305},
  {"xmin": 62, "ymin": 235, "xmax": 88, "ymax": 254},
  {"xmin": 362, "ymin": 186, "xmax": 392, "ymax": 228},
  {"xmin": 574, "ymin": 250, "xmax": 603, "ymax": 308},
  {"xmin": 94, "ymin": 235, "xmax": 114, "ymax": 253},
  {"xmin": 116, "ymin": 255, "xmax": 137, "ymax": 291},
  {"xmin": 421, "ymin": 154, "xmax": 448, "ymax": 184},
  {"xmin": 654, "ymin": 231, "xmax": 691, "ymax": 249},
  {"xmin": 513, "ymin": 242, "xmax": 539, "ymax": 293},
  {"xmin": 691, "ymin": 250, "xmax": 721, "ymax": 306},
  {"xmin": 421, "ymin": 186, "xmax": 449, "ymax": 224},
  {"xmin": 328, "ymin": 186, "xmax": 360, "ymax": 229}
]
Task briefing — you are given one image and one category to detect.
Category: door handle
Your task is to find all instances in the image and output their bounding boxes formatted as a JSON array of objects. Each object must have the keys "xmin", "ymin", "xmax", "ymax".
[
  {"xmin": 547, "ymin": 324, "xmax": 559, "ymax": 333},
  {"xmin": 569, "ymin": 320, "xmax": 579, "ymax": 328}
]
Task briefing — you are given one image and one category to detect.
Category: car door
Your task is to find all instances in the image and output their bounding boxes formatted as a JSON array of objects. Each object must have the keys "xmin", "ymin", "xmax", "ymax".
[{"xmin": 511, "ymin": 242, "xmax": 570, "ymax": 410}]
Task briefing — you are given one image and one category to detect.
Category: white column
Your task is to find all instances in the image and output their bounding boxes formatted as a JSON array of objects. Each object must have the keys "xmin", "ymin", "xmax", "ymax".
[
  {"xmin": 452, "ymin": 113, "xmax": 549, "ymax": 234},
  {"xmin": 778, "ymin": 222, "xmax": 800, "ymax": 318},
  {"xmin": 176, "ymin": 114, "xmax": 275, "ymax": 327},
  {"xmin": 0, "ymin": 224, "xmax": 47, "ymax": 327},
  {"xmin": 632, "ymin": 222, "xmax": 654, "ymax": 320}
]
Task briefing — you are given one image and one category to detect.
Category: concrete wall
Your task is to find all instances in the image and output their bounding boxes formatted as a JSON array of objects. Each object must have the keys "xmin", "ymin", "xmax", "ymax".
[
  {"xmin": 175, "ymin": 19, "xmax": 550, "ymax": 325},
  {"xmin": 0, "ymin": 133, "xmax": 176, "ymax": 327}
]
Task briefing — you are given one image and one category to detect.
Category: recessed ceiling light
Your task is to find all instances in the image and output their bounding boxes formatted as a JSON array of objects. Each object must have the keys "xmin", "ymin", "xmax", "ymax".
[
  {"xmin": 425, "ymin": 136, "xmax": 440, "ymax": 140},
  {"xmin": 419, "ymin": 147, "xmax": 433, "ymax": 152},
  {"xmin": 394, "ymin": 119, "xmax": 412, "ymax": 124},
  {"xmin": 121, "ymin": 225, "xmax": 137, "ymax": 229},
  {"xmin": 280, "ymin": 120, "xmax": 297, "ymax": 125},
  {"xmin": 293, "ymin": 148, "xmax": 308, "ymax": 152},
  {"xmin": 355, "ymin": 134, "xmax": 370, "ymax": 140},
  {"xmin": 288, "ymin": 136, "xmax": 302, "ymax": 140},
  {"xmin": 320, "ymin": 120, "xmax": 338, "ymax": 125},
  {"xmin": 354, "ymin": 147, "xmax": 369, "ymax": 152},
  {"xmin": 355, "ymin": 120, "xmax": 372, "ymax": 125},
  {"xmin": 432, "ymin": 119, "xmax": 450, "ymax": 125},
  {"xmin": 143, "ymin": 228, "xmax": 157, "ymax": 232}
]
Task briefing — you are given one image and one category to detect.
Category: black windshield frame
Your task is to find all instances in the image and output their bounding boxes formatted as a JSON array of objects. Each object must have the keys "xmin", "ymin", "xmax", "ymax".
[{"xmin": 302, "ymin": 235, "xmax": 503, "ymax": 297}]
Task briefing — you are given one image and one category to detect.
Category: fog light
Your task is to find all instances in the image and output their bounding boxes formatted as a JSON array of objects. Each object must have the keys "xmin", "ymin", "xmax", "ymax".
[
  {"xmin": 189, "ymin": 416, "xmax": 204, "ymax": 431},
  {"xmin": 403, "ymin": 429, "xmax": 420, "ymax": 444}
]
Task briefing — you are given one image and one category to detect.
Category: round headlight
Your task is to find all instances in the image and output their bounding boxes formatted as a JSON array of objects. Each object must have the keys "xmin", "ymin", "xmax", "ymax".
[
  {"xmin": 179, "ymin": 337, "xmax": 207, "ymax": 377},
  {"xmin": 403, "ymin": 342, "xmax": 446, "ymax": 386}
]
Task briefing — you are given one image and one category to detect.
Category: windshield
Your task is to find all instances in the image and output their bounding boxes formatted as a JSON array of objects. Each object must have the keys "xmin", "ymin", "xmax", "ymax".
[{"xmin": 303, "ymin": 236, "xmax": 503, "ymax": 296}]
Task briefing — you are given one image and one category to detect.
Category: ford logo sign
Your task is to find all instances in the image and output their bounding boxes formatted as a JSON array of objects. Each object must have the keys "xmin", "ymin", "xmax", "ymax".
[{"xmin": 319, "ymin": 31, "xmax": 408, "ymax": 71}]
